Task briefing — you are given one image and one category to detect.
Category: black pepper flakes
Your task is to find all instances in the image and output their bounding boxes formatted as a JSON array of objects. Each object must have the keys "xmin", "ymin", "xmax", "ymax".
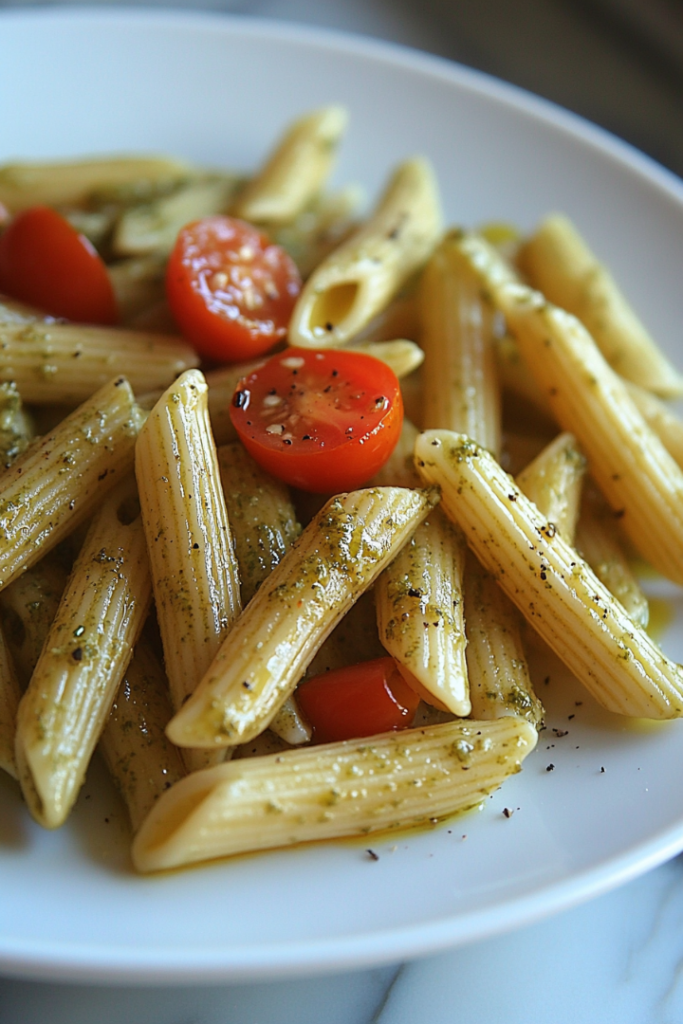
[
  {"xmin": 72, "ymin": 647, "xmax": 83, "ymax": 662},
  {"xmin": 366, "ymin": 848, "xmax": 379, "ymax": 861},
  {"xmin": 546, "ymin": 763, "xmax": 555, "ymax": 772}
]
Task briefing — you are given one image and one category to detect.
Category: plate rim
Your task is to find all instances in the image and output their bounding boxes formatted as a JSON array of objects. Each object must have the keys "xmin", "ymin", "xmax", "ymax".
[{"xmin": 1, "ymin": 5, "xmax": 683, "ymax": 984}]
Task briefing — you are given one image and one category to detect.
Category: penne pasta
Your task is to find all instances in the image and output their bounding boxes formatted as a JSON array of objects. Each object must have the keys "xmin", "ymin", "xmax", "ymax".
[
  {"xmin": 420, "ymin": 231, "xmax": 502, "ymax": 456},
  {"xmin": 136, "ymin": 370, "xmax": 242, "ymax": 770},
  {"xmin": 0, "ymin": 380, "xmax": 33, "ymax": 468},
  {"xmin": 100, "ymin": 640, "xmax": 186, "ymax": 832},
  {"xmin": 415, "ymin": 430, "xmax": 683, "ymax": 719},
  {"xmin": 518, "ymin": 214, "xmax": 683, "ymax": 397},
  {"xmin": 217, "ymin": 441, "xmax": 300, "ymax": 605},
  {"xmin": 0, "ymin": 309, "xmax": 198, "ymax": 403},
  {"xmin": 0, "ymin": 376, "xmax": 143, "ymax": 591},
  {"xmin": 495, "ymin": 283, "xmax": 683, "ymax": 586},
  {"xmin": 288, "ymin": 158, "xmax": 441, "ymax": 348},
  {"xmin": 515, "ymin": 432, "xmax": 586, "ymax": 542},
  {"xmin": 375, "ymin": 509, "xmax": 470, "ymax": 715},
  {"xmin": 0, "ymin": 553, "xmax": 69, "ymax": 686},
  {"xmin": 232, "ymin": 106, "xmax": 348, "ymax": 225},
  {"xmin": 624, "ymin": 381, "xmax": 683, "ymax": 469},
  {"xmin": 576, "ymin": 495, "xmax": 649, "ymax": 630},
  {"xmin": 132, "ymin": 715, "xmax": 537, "ymax": 872},
  {"xmin": 0, "ymin": 155, "xmax": 194, "ymax": 213},
  {"xmin": 15, "ymin": 477, "xmax": 152, "ymax": 828},
  {"xmin": 113, "ymin": 174, "xmax": 242, "ymax": 257},
  {"xmin": 464, "ymin": 553, "xmax": 544, "ymax": 727},
  {"xmin": 166, "ymin": 486, "xmax": 438, "ymax": 749}
]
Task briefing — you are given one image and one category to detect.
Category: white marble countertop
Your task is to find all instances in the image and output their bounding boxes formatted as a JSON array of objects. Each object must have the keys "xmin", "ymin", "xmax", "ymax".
[{"xmin": 1, "ymin": 2, "xmax": 682, "ymax": 1021}]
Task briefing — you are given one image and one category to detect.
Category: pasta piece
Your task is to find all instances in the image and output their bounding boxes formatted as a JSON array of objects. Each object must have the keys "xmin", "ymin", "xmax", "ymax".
[
  {"xmin": 15, "ymin": 477, "xmax": 152, "ymax": 828},
  {"xmin": 135, "ymin": 370, "xmax": 242, "ymax": 769},
  {"xmin": 288, "ymin": 158, "xmax": 442, "ymax": 348},
  {"xmin": 268, "ymin": 695, "xmax": 311, "ymax": 746},
  {"xmin": 518, "ymin": 214, "xmax": 683, "ymax": 397},
  {"xmin": 347, "ymin": 339, "xmax": 424, "ymax": 379},
  {"xmin": 113, "ymin": 174, "xmax": 242, "ymax": 256},
  {"xmin": 132, "ymin": 715, "xmax": 537, "ymax": 872},
  {"xmin": 420, "ymin": 232, "xmax": 502, "ymax": 456},
  {"xmin": 272, "ymin": 185, "xmax": 361, "ymax": 277},
  {"xmin": 576, "ymin": 496, "xmax": 649, "ymax": 630},
  {"xmin": 625, "ymin": 381, "xmax": 683, "ymax": 469},
  {"xmin": 0, "ymin": 311, "xmax": 199, "ymax": 403},
  {"xmin": 376, "ymin": 509, "xmax": 470, "ymax": 715},
  {"xmin": 217, "ymin": 442, "xmax": 300, "ymax": 605},
  {"xmin": 371, "ymin": 418, "xmax": 421, "ymax": 487},
  {"xmin": 415, "ymin": 430, "xmax": 683, "ymax": 719},
  {"xmin": 100, "ymin": 640, "xmax": 186, "ymax": 832},
  {"xmin": 232, "ymin": 106, "xmax": 348, "ymax": 225},
  {"xmin": 495, "ymin": 283, "xmax": 683, "ymax": 586},
  {"xmin": 0, "ymin": 381, "xmax": 33, "ymax": 468},
  {"xmin": 0, "ymin": 155, "xmax": 193, "ymax": 212},
  {"xmin": 0, "ymin": 552, "xmax": 69, "ymax": 686},
  {"xmin": 515, "ymin": 432, "xmax": 586, "ymax": 542},
  {"xmin": 495, "ymin": 335, "xmax": 554, "ymax": 420},
  {"xmin": 166, "ymin": 486, "xmax": 438, "ymax": 749},
  {"xmin": 0, "ymin": 625, "xmax": 21, "ymax": 778},
  {"xmin": 464, "ymin": 554, "xmax": 544, "ymax": 727},
  {"xmin": 0, "ymin": 376, "xmax": 143, "ymax": 591},
  {"xmin": 108, "ymin": 255, "xmax": 167, "ymax": 323}
]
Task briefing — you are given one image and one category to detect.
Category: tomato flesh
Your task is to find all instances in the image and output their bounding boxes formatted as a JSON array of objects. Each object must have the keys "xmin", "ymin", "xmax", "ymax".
[
  {"xmin": 229, "ymin": 348, "xmax": 403, "ymax": 492},
  {"xmin": 166, "ymin": 215, "xmax": 301, "ymax": 363},
  {"xmin": 0, "ymin": 206, "xmax": 118, "ymax": 324},
  {"xmin": 296, "ymin": 657, "xmax": 420, "ymax": 744}
]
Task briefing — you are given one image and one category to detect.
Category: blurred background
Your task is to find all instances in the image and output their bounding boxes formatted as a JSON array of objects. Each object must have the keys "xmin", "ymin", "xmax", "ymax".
[{"xmin": 1, "ymin": 0, "xmax": 682, "ymax": 177}]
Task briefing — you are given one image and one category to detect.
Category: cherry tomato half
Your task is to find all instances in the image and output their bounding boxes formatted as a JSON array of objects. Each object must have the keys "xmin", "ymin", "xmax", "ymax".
[
  {"xmin": 166, "ymin": 215, "xmax": 302, "ymax": 363},
  {"xmin": 229, "ymin": 348, "xmax": 403, "ymax": 493},
  {"xmin": 296, "ymin": 657, "xmax": 420, "ymax": 744},
  {"xmin": 0, "ymin": 206, "xmax": 118, "ymax": 324}
]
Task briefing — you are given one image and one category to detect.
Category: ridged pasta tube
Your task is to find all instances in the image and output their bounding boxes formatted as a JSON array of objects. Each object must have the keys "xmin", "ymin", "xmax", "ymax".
[
  {"xmin": 100, "ymin": 641, "xmax": 186, "ymax": 832},
  {"xmin": 0, "ymin": 626, "xmax": 20, "ymax": 778},
  {"xmin": 166, "ymin": 486, "xmax": 439, "ymax": 749},
  {"xmin": 288, "ymin": 158, "xmax": 442, "ymax": 348},
  {"xmin": 0, "ymin": 155, "xmax": 193, "ymax": 212},
  {"xmin": 576, "ymin": 498, "xmax": 649, "ymax": 630},
  {"xmin": 464, "ymin": 555, "xmax": 544, "ymax": 727},
  {"xmin": 0, "ymin": 553, "xmax": 69, "ymax": 686},
  {"xmin": 420, "ymin": 232, "xmax": 502, "ymax": 455},
  {"xmin": 217, "ymin": 442, "xmax": 300, "ymax": 604},
  {"xmin": 15, "ymin": 477, "xmax": 152, "ymax": 828},
  {"xmin": 415, "ymin": 431, "xmax": 683, "ymax": 719},
  {"xmin": 135, "ymin": 370, "xmax": 242, "ymax": 769},
  {"xmin": 376, "ymin": 509, "xmax": 470, "ymax": 715},
  {"xmin": 132, "ymin": 715, "xmax": 537, "ymax": 872},
  {"xmin": 516, "ymin": 432, "xmax": 586, "ymax": 542},
  {"xmin": 232, "ymin": 107, "xmax": 348, "ymax": 225},
  {"xmin": 0, "ymin": 377, "xmax": 143, "ymax": 591},
  {"xmin": 495, "ymin": 283, "xmax": 683, "ymax": 585},
  {"xmin": 113, "ymin": 174, "xmax": 241, "ymax": 256},
  {"xmin": 518, "ymin": 214, "xmax": 683, "ymax": 397},
  {"xmin": 625, "ymin": 381, "xmax": 683, "ymax": 469},
  {"xmin": 0, "ymin": 312, "xmax": 199, "ymax": 403}
]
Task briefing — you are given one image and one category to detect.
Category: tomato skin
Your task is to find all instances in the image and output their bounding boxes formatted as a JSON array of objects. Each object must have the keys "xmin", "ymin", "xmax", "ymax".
[
  {"xmin": 296, "ymin": 657, "xmax": 420, "ymax": 744},
  {"xmin": 0, "ymin": 206, "xmax": 118, "ymax": 324},
  {"xmin": 229, "ymin": 348, "xmax": 403, "ymax": 493},
  {"xmin": 166, "ymin": 216, "xmax": 301, "ymax": 363}
]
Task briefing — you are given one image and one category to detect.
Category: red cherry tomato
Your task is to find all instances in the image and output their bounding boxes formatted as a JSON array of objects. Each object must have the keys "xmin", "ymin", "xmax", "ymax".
[
  {"xmin": 296, "ymin": 657, "xmax": 420, "ymax": 744},
  {"xmin": 166, "ymin": 215, "xmax": 302, "ymax": 362},
  {"xmin": 0, "ymin": 206, "xmax": 118, "ymax": 324},
  {"xmin": 229, "ymin": 348, "xmax": 403, "ymax": 492}
]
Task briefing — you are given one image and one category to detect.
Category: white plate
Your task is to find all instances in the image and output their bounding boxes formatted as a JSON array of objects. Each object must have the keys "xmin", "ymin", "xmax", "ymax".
[{"xmin": 1, "ymin": 7, "xmax": 683, "ymax": 986}]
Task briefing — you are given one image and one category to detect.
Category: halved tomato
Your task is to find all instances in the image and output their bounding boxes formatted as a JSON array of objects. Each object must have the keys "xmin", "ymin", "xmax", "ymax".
[
  {"xmin": 229, "ymin": 348, "xmax": 403, "ymax": 492},
  {"xmin": 166, "ymin": 215, "xmax": 301, "ymax": 362}
]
